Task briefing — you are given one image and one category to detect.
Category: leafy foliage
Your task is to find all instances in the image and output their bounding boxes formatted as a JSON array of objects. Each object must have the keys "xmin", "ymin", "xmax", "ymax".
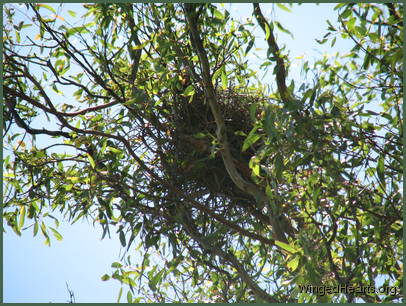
[{"xmin": 3, "ymin": 3, "xmax": 403, "ymax": 302}]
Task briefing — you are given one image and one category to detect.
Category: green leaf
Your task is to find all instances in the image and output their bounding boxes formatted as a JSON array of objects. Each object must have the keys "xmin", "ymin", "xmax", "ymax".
[
  {"xmin": 87, "ymin": 153, "xmax": 96, "ymax": 169},
  {"xmin": 51, "ymin": 83, "xmax": 63, "ymax": 95},
  {"xmin": 15, "ymin": 31, "xmax": 21, "ymax": 43},
  {"xmin": 377, "ymin": 156, "xmax": 385, "ymax": 185},
  {"xmin": 346, "ymin": 17, "xmax": 356, "ymax": 31},
  {"xmin": 287, "ymin": 255, "xmax": 300, "ymax": 271},
  {"xmin": 150, "ymin": 269, "xmax": 165, "ymax": 291},
  {"xmin": 66, "ymin": 26, "xmax": 89, "ymax": 36},
  {"xmin": 277, "ymin": 3, "xmax": 292, "ymax": 13},
  {"xmin": 132, "ymin": 39, "xmax": 150, "ymax": 51},
  {"xmin": 37, "ymin": 3, "xmax": 56, "ymax": 14},
  {"xmin": 355, "ymin": 25, "xmax": 366, "ymax": 36},
  {"xmin": 249, "ymin": 103, "xmax": 257, "ymax": 122},
  {"xmin": 275, "ymin": 21, "xmax": 293, "ymax": 38},
  {"xmin": 213, "ymin": 8, "xmax": 224, "ymax": 20},
  {"xmin": 340, "ymin": 7, "xmax": 352, "ymax": 19},
  {"xmin": 252, "ymin": 163, "xmax": 260, "ymax": 177},
  {"xmin": 117, "ymin": 287, "xmax": 123, "ymax": 303},
  {"xmin": 119, "ymin": 230, "xmax": 126, "ymax": 247},
  {"xmin": 19, "ymin": 205, "xmax": 26, "ymax": 230},
  {"xmin": 49, "ymin": 227, "xmax": 63, "ymax": 241},
  {"xmin": 123, "ymin": 98, "xmax": 137, "ymax": 107},
  {"xmin": 112, "ymin": 262, "xmax": 123, "ymax": 268},
  {"xmin": 101, "ymin": 274, "xmax": 110, "ymax": 281},
  {"xmin": 315, "ymin": 38, "xmax": 328, "ymax": 45},
  {"xmin": 212, "ymin": 67, "xmax": 223, "ymax": 81},
  {"xmin": 107, "ymin": 146, "xmax": 123, "ymax": 154},
  {"xmin": 391, "ymin": 220, "xmax": 402, "ymax": 231},
  {"xmin": 249, "ymin": 156, "xmax": 260, "ymax": 177},
  {"xmin": 126, "ymin": 290, "xmax": 132, "ymax": 303},
  {"xmin": 265, "ymin": 23, "xmax": 271, "ymax": 41},
  {"xmin": 33, "ymin": 222, "xmax": 39, "ymax": 236},
  {"xmin": 274, "ymin": 153, "xmax": 284, "ymax": 181},
  {"xmin": 245, "ymin": 37, "xmax": 255, "ymax": 55},
  {"xmin": 242, "ymin": 127, "xmax": 260, "ymax": 152},
  {"xmin": 264, "ymin": 106, "xmax": 276, "ymax": 138},
  {"xmin": 183, "ymin": 84, "xmax": 195, "ymax": 96},
  {"xmin": 21, "ymin": 23, "xmax": 33, "ymax": 29},
  {"xmin": 275, "ymin": 240, "xmax": 299, "ymax": 253},
  {"xmin": 67, "ymin": 10, "xmax": 76, "ymax": 17},
  {"xmin": 67, "ymin": 176, "xmax": 81, "ymax": 183},
  {"xmin": 221, "ymin": 68, "xmax": 228, "ymax": 90},
  {"xmin": 27, "ymin": 203, "xmax": 37, "ymax": 219},
  {"xmin": 145, "ymin": 234, "xmax": 160, "ymax": 249},
  {"xmin": 85, "ymin": 22, "xmax": 96, "ymax": 28},
  {"xmin": 331, "ymin": 36, "xmax": 337, "ymax": 47},
  {"xmin": 40, "ymin": 221, "xmax": 48, "ymax": 237}
]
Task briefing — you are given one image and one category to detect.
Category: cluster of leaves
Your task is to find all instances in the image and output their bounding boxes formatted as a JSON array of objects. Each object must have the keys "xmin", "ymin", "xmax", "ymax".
[{"xmin": 3, "ymin": 3, "xmax": 403, "ymax": 302}]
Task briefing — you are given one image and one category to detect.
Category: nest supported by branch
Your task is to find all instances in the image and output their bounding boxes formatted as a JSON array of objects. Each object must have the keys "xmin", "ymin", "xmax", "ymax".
[{"xmin": 150, "ymin": 88, "xmax": 268, "ymax": 214}]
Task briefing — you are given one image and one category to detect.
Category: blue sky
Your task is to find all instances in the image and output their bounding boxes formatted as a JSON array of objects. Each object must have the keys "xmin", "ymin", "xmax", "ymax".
[{"xmin": 3, "ymin": 3, "xmax": 357, "ymax": 303}]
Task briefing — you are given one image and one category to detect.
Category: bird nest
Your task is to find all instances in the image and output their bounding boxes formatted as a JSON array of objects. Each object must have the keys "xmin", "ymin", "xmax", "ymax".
[{"xmin": 151, "ymin": 88, "xmax": 267, "ymax": 211}]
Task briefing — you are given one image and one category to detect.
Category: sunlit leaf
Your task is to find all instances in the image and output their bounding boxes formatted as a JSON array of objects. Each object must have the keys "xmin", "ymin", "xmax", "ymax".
[
  {"xmin": 213, "ymin": 8, "xmax": 224, "ymax": 20},
  {"xmin": 66, "ymin": 26, "xmax": 89, "ymax": 36},
  {"xmin": 242, "ymin": 127, "xmax": 260, "ymax": 152},
  {"xmin": 275, "ymin": 240, "xmax": 299, "ymax": 253},
  {"xmin": 87, "ymin": 153, "xmax": 96, "ymax": 169},
  {"xmin": 33, "ymin": 222, "xmax": 39, "ymax": 237},
  {"xmin": 287, "ymin": 255, "xmax": 300, "ymax": 271},
  {"xmin": 277, "ymin": 3, "xmax": 292, "ymax": 13},
  {"xmin": 49, "ymin": 227, "xmax": 63, "ymax": 241},
  {"xmin": 221, "ymin": 68, "xmax": 228, "ymax": 90},
  {"xmin": 18, "ymin": 205, "xmax": 26, "ymax": 230},
  {"xmin": 37, "ymin": 3, "xmax": 56, "ymax": 14},
  {"xmin": 67, "ymin": 10, "xmax": 76, "ymax": 17},
  {"xmin": 265, "ymin": 23, "xmax": 271, "ymax": 41},
  {"xmin": 183, "ymin": 84, "xmax": 195, "ymax": 96}
]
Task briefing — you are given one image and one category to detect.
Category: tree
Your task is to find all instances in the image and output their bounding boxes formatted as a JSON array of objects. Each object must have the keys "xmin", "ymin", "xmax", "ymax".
[{"xmin": 3, "ymin": 3, "xmax": 403, "ymax": 302}]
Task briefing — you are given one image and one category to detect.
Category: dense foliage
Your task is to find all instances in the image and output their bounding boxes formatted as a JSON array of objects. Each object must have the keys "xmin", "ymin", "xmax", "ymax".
[{"xmin": 3, "ymin": 3, "xmax": 403, "ymax": 302}]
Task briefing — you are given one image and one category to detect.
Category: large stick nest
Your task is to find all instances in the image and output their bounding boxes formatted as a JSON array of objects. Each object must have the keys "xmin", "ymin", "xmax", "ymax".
[{"xmin": 148, "ymin": 87, "xmax": 268, "ymax": 214}]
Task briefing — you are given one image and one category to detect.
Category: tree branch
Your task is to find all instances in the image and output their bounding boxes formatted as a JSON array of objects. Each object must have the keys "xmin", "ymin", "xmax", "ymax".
[
  {"xmin": 385, "ymin": 3, "xmax": 403, "ymax": 27},
  {"xmin": 5, "ymin": 85, "xmax": 119, "ymax": 117},
  {"xmin": 123, "ymin": 4, "xmax": 143, "ymax": 84},
  {"xmin": 184, "ymin": 4, "xmax": 288, "ymax": 243},
  {"xmin": 182, "ymin": 216, "xmax": 281, "ymax": 303},
  {"xmin": 253, "ymin": 3, "xmax": 291, "ymax": 103},
  {"xmin": 4, "ymin": 95, "xmax": 72, "ymax": 139}
]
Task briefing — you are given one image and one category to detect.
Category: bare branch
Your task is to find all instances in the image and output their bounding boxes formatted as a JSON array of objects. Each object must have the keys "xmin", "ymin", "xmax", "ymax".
[{"xmin": 253, "ymin": 3, "xmax": 291, "ymax": 103}]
